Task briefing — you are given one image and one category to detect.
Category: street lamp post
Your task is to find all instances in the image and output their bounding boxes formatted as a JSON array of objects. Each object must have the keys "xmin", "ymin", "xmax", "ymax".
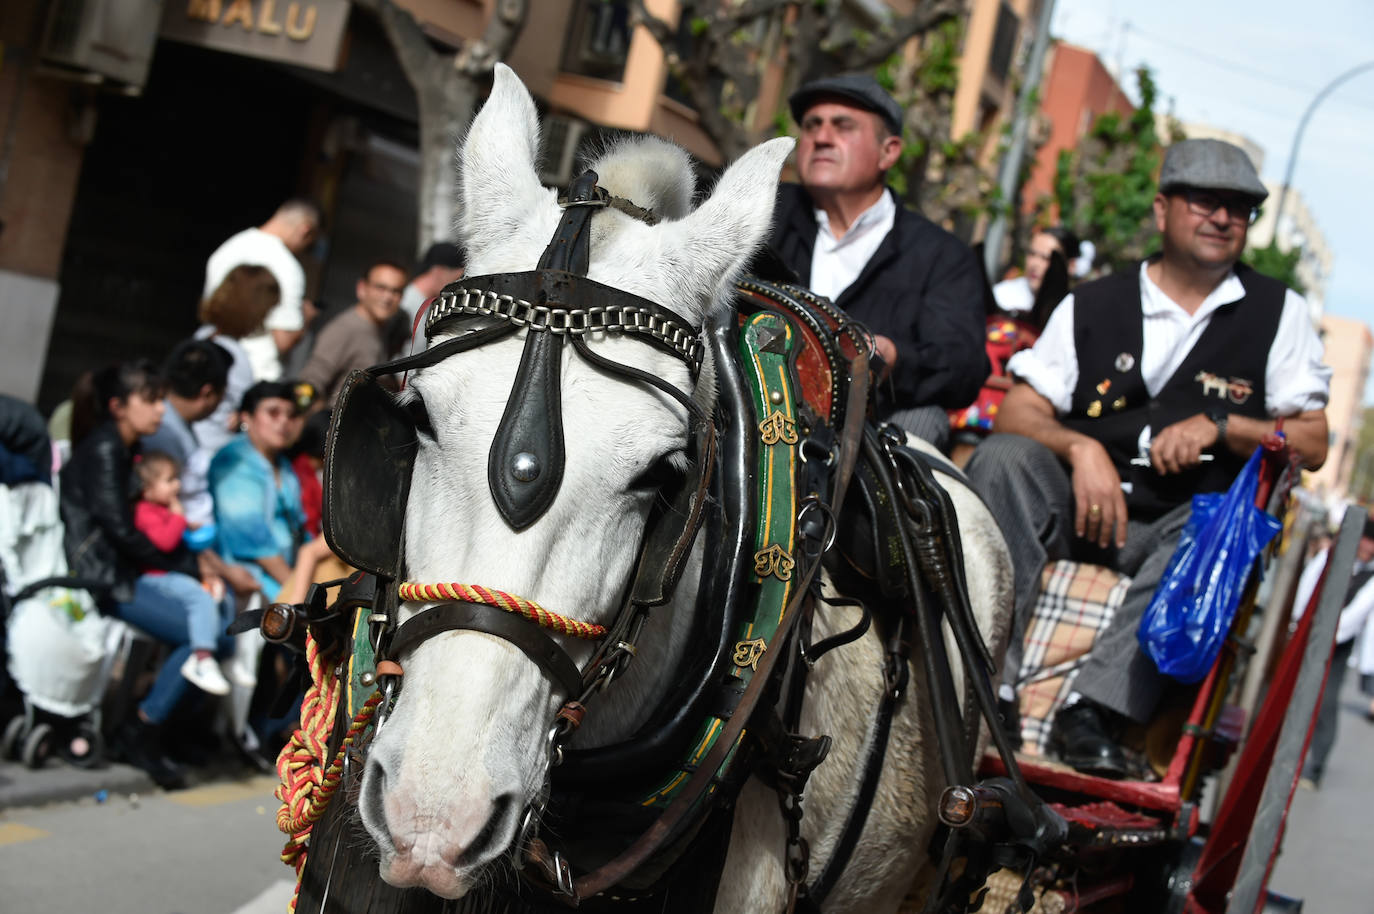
[
  {"xmin": 1273, "ymin": 60, "xmax": 1374, "ymax": 234},
  {"xmin": 982, "ymin": 0, "xmax": 1058, "ymax": 281}
]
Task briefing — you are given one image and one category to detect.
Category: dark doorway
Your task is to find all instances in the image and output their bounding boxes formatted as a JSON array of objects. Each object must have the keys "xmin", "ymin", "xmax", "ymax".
[{"xmin": 38, "ymin": 30, "xmax": 420, "ymax": 414}]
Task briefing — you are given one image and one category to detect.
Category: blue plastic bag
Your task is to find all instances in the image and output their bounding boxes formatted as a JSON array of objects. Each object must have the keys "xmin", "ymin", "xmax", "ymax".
[{"xmin": 1138, "ymin": 448, "xmax": 1282, "ymax": 682}]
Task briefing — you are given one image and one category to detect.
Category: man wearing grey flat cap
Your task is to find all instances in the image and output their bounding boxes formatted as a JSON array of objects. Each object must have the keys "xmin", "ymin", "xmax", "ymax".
[
  {"xmin": 768, "ymin": 74, "xmax": 988, "ymax": 448},
  {"xmin": 965, "ymin": 137, "xmax": 1331, "ymax": 776}
]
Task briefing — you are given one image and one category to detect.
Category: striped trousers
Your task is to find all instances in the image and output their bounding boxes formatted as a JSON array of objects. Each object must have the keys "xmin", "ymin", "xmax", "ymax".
[{"xmin": 964, "ymin": 434, "xmax": 1191, "ymax": 722}]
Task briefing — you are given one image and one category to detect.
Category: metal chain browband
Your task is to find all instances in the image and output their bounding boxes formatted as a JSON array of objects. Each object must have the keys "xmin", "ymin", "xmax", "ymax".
[{"xmin": 424, "ymin": 271, "xmax": 705, "ymax": 378}]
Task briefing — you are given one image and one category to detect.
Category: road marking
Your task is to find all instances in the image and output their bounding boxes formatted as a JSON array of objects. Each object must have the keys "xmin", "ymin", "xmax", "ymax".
[
  {"xmin": 0, "ymin": 822, "xmax": 50, "ymax": 845},
  {"xmin": 169, "ymin": 775, "xmax": 280, "ymax": 808}
]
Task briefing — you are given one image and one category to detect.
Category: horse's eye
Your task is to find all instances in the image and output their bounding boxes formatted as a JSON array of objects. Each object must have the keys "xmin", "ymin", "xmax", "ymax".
[
  {"xmin": 629, "ymin": 453, "xmax": 686, "ymax": 493},
  {"xmin": 402, "ymin": 394, "xmax": 435, "ymax": 440}
]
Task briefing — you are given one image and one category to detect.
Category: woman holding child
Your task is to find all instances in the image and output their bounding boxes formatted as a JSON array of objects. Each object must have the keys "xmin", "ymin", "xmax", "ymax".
[{"xmin": 60, "ymin": 360, "xmax": 237, "ymax": 788}]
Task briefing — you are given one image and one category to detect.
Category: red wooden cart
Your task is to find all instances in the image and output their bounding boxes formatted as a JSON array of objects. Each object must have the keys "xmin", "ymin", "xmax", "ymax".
[{"xmin": 975, "ymin": 441, "xmax": 1354, "ymax": 913}]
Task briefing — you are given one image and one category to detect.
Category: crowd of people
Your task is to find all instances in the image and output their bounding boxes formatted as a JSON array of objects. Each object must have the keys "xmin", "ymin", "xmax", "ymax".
[
  {"xmin": 1, "ymin": 73, "xmax": 1340, "ymax": 790},
  {"xmin": 4, "ymin": 203, "xmax": 467, "ymax": 788}
]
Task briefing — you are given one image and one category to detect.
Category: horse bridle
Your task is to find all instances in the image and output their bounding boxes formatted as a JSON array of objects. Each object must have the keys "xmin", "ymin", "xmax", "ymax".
[{"xmin": 320, "ymin": 169, "xmax": 716, "ymax": 778}]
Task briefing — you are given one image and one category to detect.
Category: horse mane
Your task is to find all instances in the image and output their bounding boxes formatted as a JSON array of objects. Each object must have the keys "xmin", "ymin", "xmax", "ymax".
[{"xmin": 579, "ymin": 135, "xmax": 696, "ymax": 222}]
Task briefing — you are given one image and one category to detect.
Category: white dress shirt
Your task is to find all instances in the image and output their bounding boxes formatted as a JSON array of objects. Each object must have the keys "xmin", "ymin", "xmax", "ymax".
[
  {"xmin": 992, "ymin": 275, "xmax": 1034, "ymax": 314},
  {"xmin": 1294, "ymin": 546, "xmax": 1374, "ymax": 646},
  {"xmin": 1008, "ymin": 262, "xmax": 1331, "ymax": 422},
  {"xmin": 808, "ymin": 191, "xmax": 896, "ymax": 301}
]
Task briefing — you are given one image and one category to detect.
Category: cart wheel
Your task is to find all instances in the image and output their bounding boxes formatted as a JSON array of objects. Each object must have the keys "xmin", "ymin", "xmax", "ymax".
[
  {"xmin": 60, "ymin": 723, "xmax": 105, "ymax": 769},
  {"xmin": 1, "ymin": 716, "xmax": 26, "ymax": 761},
  {"xmin": 21, "ymin": 722, "xmax": 53, "ymax": 769}
]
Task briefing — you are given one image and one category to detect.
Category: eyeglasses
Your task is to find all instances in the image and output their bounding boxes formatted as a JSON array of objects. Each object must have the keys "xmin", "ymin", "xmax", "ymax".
[
  {"xmin": 368, "ymin": 280, "xmax": 406, "ymax": 297},
  {"xmin": 1180, "ymin": 189, "xmax": 1262, "ymax": 226}
]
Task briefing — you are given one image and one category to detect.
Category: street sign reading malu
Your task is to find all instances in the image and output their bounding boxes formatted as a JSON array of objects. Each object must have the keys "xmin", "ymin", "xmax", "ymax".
[{"xmin": 159, "ymin": 0, "xmax": 350, "ymax": 72}]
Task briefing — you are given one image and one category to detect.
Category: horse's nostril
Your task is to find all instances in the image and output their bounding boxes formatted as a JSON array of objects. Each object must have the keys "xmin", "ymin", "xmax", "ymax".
[
  {"xmin": 359, "ymin": 757, "xmax": 394, "ymax": 851},
  {"xmin": 455, "ymin": 792, "xmax": 518, "ymax": 866}
]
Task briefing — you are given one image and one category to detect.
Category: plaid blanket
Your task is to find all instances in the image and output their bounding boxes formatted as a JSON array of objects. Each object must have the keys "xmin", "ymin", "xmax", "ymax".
[{"xmin": 1017, "ymin": 560, "xmax": 1131, "ymax": 755}]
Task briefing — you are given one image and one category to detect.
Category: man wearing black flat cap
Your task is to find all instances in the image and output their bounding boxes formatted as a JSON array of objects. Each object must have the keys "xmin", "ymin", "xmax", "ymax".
[
  {"xmin": 769, "ymin": 74, "xmax": 988, "ymax": 447},
  {"xmin": 966, "ymin": 137, "xmax": 1331, "ymax": 776}
]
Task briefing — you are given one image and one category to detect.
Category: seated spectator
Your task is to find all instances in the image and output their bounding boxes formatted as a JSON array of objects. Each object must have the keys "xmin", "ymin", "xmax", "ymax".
[
  {"xmin": 0, "ymin": 394, "xmax": 52, "ymax": 486},
  {"xmin": 132, "ymin": 451, "xmax": 234, "ymax": 697},
  {"xmin": 966, "ymin": 139, "xmax": 1329, "ymax": 777},
  {"xmin": 992, "ymin": 227, "xmax": 1078, "ymax": 323},
  {"xmin": 386, "ymin": 241, "xmax": 467, "ymax": 356},
  {"xmin": 143, "ymin": 338, "xmax": 262, "ymax": 601},
  {"xmin": 59, "ymin": 361, "xmax": 235, "ymax": 789},
  {"xmin": 194, "ymin": 265, "xmax": 282, "ymax": 456},
  {"xmin": 949, "ymin": 228, "xmax": 1080, "ymax": 463},
  {"xmin": 299, "ymin": 260, "xmax": 407, "ymax": 407},
  {"xmin": 208, "ymin": 381, "xmax": 308, "ymax": 602}
]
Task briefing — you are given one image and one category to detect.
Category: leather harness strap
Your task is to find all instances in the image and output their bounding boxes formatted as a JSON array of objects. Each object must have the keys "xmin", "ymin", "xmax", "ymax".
[
  {"xmin": 570, "ymin": 339, "xmax": 873, "ymax": 904},
  {"xmin": 386, "ymin": 603, "xmax": 584, "ymax": 700}
]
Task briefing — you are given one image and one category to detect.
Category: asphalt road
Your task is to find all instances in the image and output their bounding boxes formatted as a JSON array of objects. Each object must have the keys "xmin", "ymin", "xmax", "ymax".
[
  {"xmin": 0, "ymin": 773, "xmax": 296, "ymax": 914},
  {"xmin": 1, "ymin": 677, "xmax": 1371, "ymax": 913},
  {"xmin": 1268, "ymin": 675, "xmax": 1374, "ymax": 911}
]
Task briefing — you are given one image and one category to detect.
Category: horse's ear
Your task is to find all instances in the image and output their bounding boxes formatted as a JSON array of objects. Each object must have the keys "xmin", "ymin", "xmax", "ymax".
[
  {"xmin": 459, "ymin": 64, "xmax": 545, "ymax": 256},
  {"xmin": 666, "ymin": 137, "xmax": 795, "ymax": 299}
]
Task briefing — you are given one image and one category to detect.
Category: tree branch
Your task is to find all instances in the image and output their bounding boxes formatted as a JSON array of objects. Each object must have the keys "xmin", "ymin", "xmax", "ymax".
[
  {"xmin": 455, "ymin": 0, "xmax": 529, "ymax": 75},
  {"xmin": 370, "ymin": 0, "xmax": 446, "ymax": 90},
  {"xmin": 628, "ymin": 0, "xmax": 677, "ymax": 47},
  {"xmin": 832, "ymin": 0, "xmax": 963, "ymax": 70}
]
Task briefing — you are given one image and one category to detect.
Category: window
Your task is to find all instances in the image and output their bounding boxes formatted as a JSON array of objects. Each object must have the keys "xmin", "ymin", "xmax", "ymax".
[
  {"xmin": 988, "ymin": 3, "xmax": 1021, "ymax": 85},
  {"xmin": 561, "ymin": 1, "xmax": 632, "ymax": 82}
]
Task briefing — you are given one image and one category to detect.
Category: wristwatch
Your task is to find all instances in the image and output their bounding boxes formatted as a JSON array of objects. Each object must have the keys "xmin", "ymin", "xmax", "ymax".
[{"xmin": 1205, "ymin": 409, "xmax": 1228, "ymax": 444}]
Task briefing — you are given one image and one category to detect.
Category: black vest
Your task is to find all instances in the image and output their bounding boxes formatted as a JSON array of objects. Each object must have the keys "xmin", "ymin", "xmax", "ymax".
[
  {"xmin": 1061, "ymin": 263, "xmax": 1285, "ymax": 519},
  {"xmin": 1344, "ymin": 567, "xmax": 1374, "ymax": 609}
]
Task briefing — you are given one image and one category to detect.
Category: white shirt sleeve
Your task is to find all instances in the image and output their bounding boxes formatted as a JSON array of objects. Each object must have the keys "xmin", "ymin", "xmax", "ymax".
[
  {"xmin": 204, "ymin": 229, "xmax": 306, "ymax": 333},
  {"xmin": 1265, "ymin": 289, "xmax": 1331, "ymax": 415},
  {"xmin": 261, "ymin": 249, "xmax": 306, "ymax": 332},
  {"xmin": 1291, "ymin": 547, "xmax": 1329, "ymax": 622},
  {"xmin": 1005, "ymin": 294, "xmax": 1078, "ymax": 414},
  {"xmin": 1338, "ymin": 569, "xmax": 1374, "ymax": 645}
]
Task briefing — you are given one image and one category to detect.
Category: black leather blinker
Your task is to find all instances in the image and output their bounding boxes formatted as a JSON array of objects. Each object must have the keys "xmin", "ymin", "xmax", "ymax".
[
  {"xmin": 487, "ymin": 170, "xmax": 603, "ymax": 529},
  {"xmin": 488, "ymin": 329, "xmax": 566, "ymax": 529}
]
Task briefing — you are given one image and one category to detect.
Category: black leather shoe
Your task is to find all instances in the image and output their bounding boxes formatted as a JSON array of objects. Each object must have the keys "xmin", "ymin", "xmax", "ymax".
[
  {"xmin": 115, "ymin": 718, "xmax": 188, "ymax": 791},
  {"xmin": 1050, "ymin": 702, "xmax": 1130, "ymax": 779}
]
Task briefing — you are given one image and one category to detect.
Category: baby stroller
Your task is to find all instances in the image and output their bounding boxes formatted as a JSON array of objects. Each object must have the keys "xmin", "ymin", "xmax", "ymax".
[{"xmin": 0, "ymin": 478, "xmax": 122, "ymax": 768}]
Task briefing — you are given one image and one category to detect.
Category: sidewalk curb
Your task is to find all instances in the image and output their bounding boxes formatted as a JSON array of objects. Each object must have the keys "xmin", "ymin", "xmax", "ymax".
[{"xmin": 0, "ymin": 760, "xmax": 154, "ymax": 810}]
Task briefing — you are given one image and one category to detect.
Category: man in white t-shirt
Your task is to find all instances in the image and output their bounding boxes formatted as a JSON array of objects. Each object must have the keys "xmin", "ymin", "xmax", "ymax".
[
  {"xmin": 966, "ymin": 139, "xmax": 1331, "ymax": 776},
  {"xmin": 203, "ymin": 199, "xmax": 321, "ymax": 381}
]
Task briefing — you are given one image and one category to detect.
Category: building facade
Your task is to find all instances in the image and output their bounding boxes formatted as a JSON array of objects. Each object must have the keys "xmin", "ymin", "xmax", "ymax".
[
  {"xmin": 1019, "ymin": 42, "xmax": 1133, "ymax": 214},
  {"xmin": 1308, "ymin": 314, "xmax": 1373, "ymax": 499},
  {"xmin": 3, "ymin": 0, "xmax": 1040, "ymax": 411},
  {"xmin": 1249, "ymin": 181, "xmax": 1333, "ymax": 320}
]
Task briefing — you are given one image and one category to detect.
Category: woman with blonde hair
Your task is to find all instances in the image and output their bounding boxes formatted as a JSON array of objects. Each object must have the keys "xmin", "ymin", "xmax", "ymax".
[{"xmin": 193, "ymin": 265, "xmax": 281, "ymax": 455}]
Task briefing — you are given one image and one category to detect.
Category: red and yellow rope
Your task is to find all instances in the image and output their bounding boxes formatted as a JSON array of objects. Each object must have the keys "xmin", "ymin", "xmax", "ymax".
[
  {"xmin": 397, "ymin": 581, "xmax": 607, "ymax": 640},
  {"xmin": 274, "ymin": 631, "xmax": 381, "ymax": 912}
]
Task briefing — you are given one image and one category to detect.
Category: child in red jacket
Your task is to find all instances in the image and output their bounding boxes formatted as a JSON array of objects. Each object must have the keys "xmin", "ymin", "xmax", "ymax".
[{"xmin": 133, "ymin": 452, "xmax": 232, "ymax": 696}]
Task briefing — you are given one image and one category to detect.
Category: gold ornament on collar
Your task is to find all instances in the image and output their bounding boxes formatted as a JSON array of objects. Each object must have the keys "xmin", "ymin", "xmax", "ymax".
[
  {"xmin": 753, "ymin": 543, "xmax": 795, "ymax": 581},
  {"xmin": 732, "ymin": 638, "xmax": 768, "ymax": 671},
  {"xmin": 758, "ymin": 409, "xmax": 799, "ymax": 446}
]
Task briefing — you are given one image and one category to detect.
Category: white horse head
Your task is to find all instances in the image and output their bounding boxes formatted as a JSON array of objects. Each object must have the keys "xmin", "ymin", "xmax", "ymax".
[{"xmin": 357, "ymin": 64, "xmax": 793, "ymax": 898}]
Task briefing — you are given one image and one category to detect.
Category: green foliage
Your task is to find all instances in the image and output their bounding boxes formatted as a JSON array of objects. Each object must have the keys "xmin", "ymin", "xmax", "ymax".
[
  {"xmin": 916, "ymin": 20, "xmax": 961, "ymax": 94},
  {"xmin": 1053, "ymin": 66, "xmax": 1165, "ymax": 272},
  {"xmin": 1243, "ymin": 240, "xmax": 1307, "ymax": 294}
]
